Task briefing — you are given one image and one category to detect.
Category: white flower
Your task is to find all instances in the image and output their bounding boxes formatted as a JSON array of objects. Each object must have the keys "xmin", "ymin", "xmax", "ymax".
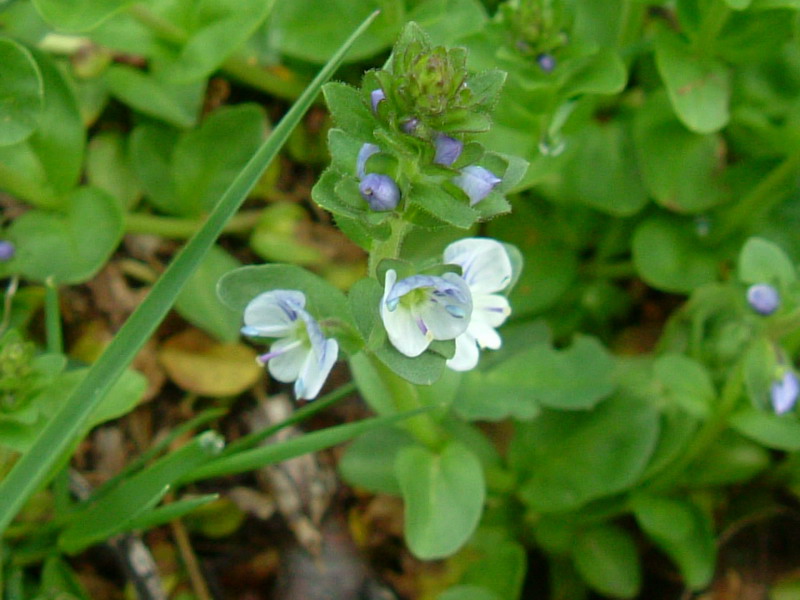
[
  {"xmin": 380, "ymin": 269, "xmax": 472, "ymax": 357},
  {"xmin": 242, "ymin": 290, "xmax": 338, "ymax": 400},
  {"xmin": 443, "ymin": 238, "xmax": 512, "ymax": 371}
]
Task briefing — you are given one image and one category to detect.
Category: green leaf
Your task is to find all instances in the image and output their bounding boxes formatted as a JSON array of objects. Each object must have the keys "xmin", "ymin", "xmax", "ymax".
[
  {"xmin": 0, "ymin": 37, "xmax": 43, "ymax": 146},
  {"xmin": 560, "ymin": 120, "xmax": 649, "ymax": 216},
  {"xmin": 438, "ymin": 586, "xmax": 500, "ymax": 600},
  {"xmin": 375, "ymin": 341, "xmax": 448, "ymax": 385},
  {"xmin": 724, "ymin": 0, "xmax": 752, "ymax": 10},
  {"xmin": 347, "ymin": 277, "xmax": 385, "ymax": 349},
  {"xmin": 633, "ymin": 92, "xmax": 728, "ymax": 212},
  {"xmin": 456, "ymin": 333, "xmax": 614, "ymax": 420},
  {"xmin": 217, "ymin": 263, "xmax": 355, "ymax": 330},
  {"xmin": 32, "ymin": 0, "xmax": 133, "ymax": 31},
  {"xmin": 3, "ymin": 187, "xmax": 124, "ymax": 284},
  {"xmin": 730, "ymin": 407, "xmax": 800, "ymax": 451},
  {"xmin": 59, "ymin": 432, "xmax": 224, "ymax": 553},
  {"xmin": 395, "ymin": 441, "xmax": 485, "ymax": 559},
  {"xmin": 511, "ymin": 395, "xmax": 660, "ymax": 513},
  {"xmin": 0, "ymin": 48, "xmax": 84, "ymax": 206},
  {"xmin": 322, "ymin": 82, "xmax": 376, "ymax": 141},
  {"xmin": 655, "ymin": 29, "xmax": 731, "ymax": 133},
  {"xmin": 171, "ymin": 104, "xmax": 268, "ymax": 215},
  {"xmin": 339, "ymin": 426, "xmax": 416, "ymax": 495},
  {"xmin": 459, "ymin": 529, "xmax": 527, "ymax": 600},
  {"xmin": 86, "ymin": 131, "xmax": 142, "ymax": 209},
  {"xmin": 175, "ymin": 245, "xmax": 242, "ymax": 342},
  {"xmin": 0, "ymin": 12, "xmax": 380, "ymax": 535},
  {"xmin": 410, "ymin": 0, "xmax": 488, "ymax": 45},
  {"xmin": 409, "ymin": 182, "xmax": 478, "ymax": 229},
  {"xmin": 682, "ymin": 430, "xmax": 769, "ymax": 486},
  {"xmin": 124, "ymin": 494, "xmax": 218, "ymax": 531},
  {"xmin": 269, "ymin": 0, "xmax": 404, "ymax": 64},
  {"xmin": 632, "ymin": 217, "xmax": 719, "ymax": 294},
  {"xmin": 654, "ymin": 354, "xmax": 716, "ymax": 418},
  {"xmin": 39, "ymin": 556, "xmax": 90, "ymax": 600},
  {"xmin": 153, "ymin": 0, "xmax": 273, "ymax": 83},
  {"xmin": 558, "ymin": 48, "xmax": 627, "ymax": 98},
  {"xmin": 106, "ymin": 65, "xmax": 203, "ymax": 128},
  {"xmin": 572, "ymin": 525, "xmax": 641, "ymax": 599},
  {"xmin": 631, "ymin": 494, "xmax": 716, "ymax": 589},
  {"xmin": 738, "ymin": 237, "xmax": 796, "ymax": 286}
]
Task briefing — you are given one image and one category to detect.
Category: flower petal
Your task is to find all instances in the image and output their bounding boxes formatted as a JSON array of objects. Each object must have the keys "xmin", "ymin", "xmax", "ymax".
[
  {"xmin": 416, "ymin": 273, "xmax": 472, "ymax": 340},
  {"xmin": 452, "ymin": 166, "xmax": 501, "ymax": 206},
  {"xmin": 265, "ymin": 336, "xmax": 308, "ymax": 383},
  {"xmin": 295, "ymin": 338, "xmax": 339, "ymax": 400},
  {"xmin": 356, "ymin": 143, "xmax": 380, "ymax": 178},
  {"xmin": 447, "ymin": 332, "xmax": 480, "ymax": 371},
  {"xmin": 381, "ymin": 269, "xmax": 433, "ymax": 357},
  {"xmin": 444, "ymin": 238, "xmax": 512, "ymax": 294},
  {"xmin": 243, "ymin": 290, "xmax": 305, "ymax": 337},
  {"xmin": 473, "ymin": 293, "xmax": 511, "ymax": 329}
]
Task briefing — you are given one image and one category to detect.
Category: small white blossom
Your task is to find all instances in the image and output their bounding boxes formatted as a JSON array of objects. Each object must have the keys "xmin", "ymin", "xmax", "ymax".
[
  {"xmin": 242, "ymin": 290, "xmax": 338, "ymax": 400},
  {"xmin": 380, "ymin": 269, "xmax": 472, "ymax": 357},
  {"xmin": 444, "ymin": 238, "xmax": 512, "ymax": 371}
]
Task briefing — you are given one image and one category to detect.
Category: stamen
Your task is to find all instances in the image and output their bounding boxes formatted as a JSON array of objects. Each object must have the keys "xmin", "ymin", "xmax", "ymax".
[
  {"xmin": 256, "ymin": 340, "xmax": 303, "ymax": 364},
  {"xmin": 386, "ymin": 298, "xmax": 399, "ymax": 311}
]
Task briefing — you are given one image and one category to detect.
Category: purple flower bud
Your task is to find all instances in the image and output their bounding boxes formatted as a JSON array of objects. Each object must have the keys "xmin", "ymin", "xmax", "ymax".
[
  {"xmin": 370, "ymin": 88, "xmax": 385, "ymax": 113},
  {"xmin": 0, "ymin": 241, "xmax": 15, "ymax": 262},
  {"xmin": 359, "ymin": 173, "xmax": 400, "ymax": 211},
  {"xmin": 453, "ymin": 166, "xmax": 502, "ymax": 206},
  {"xmin": 747, "ymin": 284, "xmax": 780, "ymax": 316},
  {"xmin": 771, "ymin": 370, "xmax": 799, "ymax": 415},
  {"xmin": 434, "ymin": 134, "xmax": 463, "ymax": 167},
  {"xmin": 537, "ymin": 53, "xmax": 556, "ymax": 73},
  {"xmin": 357, "ymin": 143, "xmax": 380, "ymax": 179},
  {"xmin": 402, "ymin": 118, "xmax": 419, "ymax": 134}
]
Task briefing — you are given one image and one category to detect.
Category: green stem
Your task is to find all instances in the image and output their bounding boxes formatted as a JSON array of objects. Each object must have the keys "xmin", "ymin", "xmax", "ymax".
[
  {"xmin": 713, "ymin": 148, "xmax": 800, "ymax": 242},
  {"xmin": 646, "ymin": 361, "xmax": 744, "ymax": 492},
  {"xmin": 125, "ymin": 210, "xmax": 263, "ymax": 238},
  {"xmin": 368, "ymin": 218, "xmax": 411, "ymax": 278},
  {"xmin": 370, "ymin": 355, "xmax": 445, "ymax": 450},
  {"xmin": 44, "ymin": 279, "xmax": 62, "ymax": 354}
]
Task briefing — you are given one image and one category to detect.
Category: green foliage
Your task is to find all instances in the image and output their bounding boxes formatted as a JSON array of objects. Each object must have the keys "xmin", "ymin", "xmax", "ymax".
[{"xmin": 395, "ymin": 440, "xmax": 485, "ymax": 559}]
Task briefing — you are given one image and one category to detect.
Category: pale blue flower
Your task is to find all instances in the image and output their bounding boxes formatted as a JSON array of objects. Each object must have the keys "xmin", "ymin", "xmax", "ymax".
[
  {"xmin": 242, "ymin": 290, "xmax": 338, "ymax": 400},
  {"xmin": 443, "ymin": 238, "xmax": 512, "ymax": 371},
  {"xmin": 747, "ymin": 283, "xmax": 780, "ymax": 316},
  {"xmin": 357, "ymin": 143, "xmax": 380, "ymax": 178},
  {"xmin": 381, "ymin": 269, "xmax": 472, "ymax": 357},
  {"xmin": 370, "ymin": 88, "xmax": 385, "ymax": 113},
  {"xmin": 537, "ymin": 53, "xmax": 556, "ymax": 73},
  {"xmin": 0, "ymin": 241, "xmax": 14, "ymax": 262},
  {"xmin": 772, "ymin": 370, "xmax": 799, "ymax": 415},
  {"xmin": 434, "ymin": 134, "xmax": 463, "ymax": 166},
  {"xmin": 453, "ymin": 166, "xmax": 501, "ymax": 206},
  {"xmin": 359, "ymin": 173, "xmax": 400, "ymax": 211}
]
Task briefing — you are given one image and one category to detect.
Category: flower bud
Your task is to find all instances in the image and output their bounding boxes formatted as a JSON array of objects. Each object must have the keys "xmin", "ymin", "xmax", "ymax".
[
  {"xmin": 434, "ymin": 134, "xmax": 463, "ymax": 166},
  {"xmin": 370, "ymin": 88, "xmax": 385, "ymax": 113},
  {"xmin": 0, "ymin": 241, "xmax": 15, "ymax": 262},
  {"xmin": 359, "ymin": 173, "xmax": 400, "ymax": 211},
  {"xmin": 453, "ymin": 166, "xmax": 501, "ymax": 206},
  {"xmin": 747, "ymin": 283, "xmax": 780, "ymax": 316},
  {"xmin": 356, "ymin": 143, "xmax": 380, "ymax": 179},
  {"xmin": 402, "ymin": 117, "xmax": 420, "ymax": 134},
  {"xmin": 772, "ymin": 370, "xmax": 799, "ymax": 415},
  {"xmin": 536, "ymin": 53, "xmax": 556, "ymax": 73}
]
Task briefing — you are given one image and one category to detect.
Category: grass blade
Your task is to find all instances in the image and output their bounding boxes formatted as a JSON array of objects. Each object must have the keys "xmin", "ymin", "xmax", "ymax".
[{"xmin": 0, "ymin": 11, "xmax": 380, "ymax": 534}]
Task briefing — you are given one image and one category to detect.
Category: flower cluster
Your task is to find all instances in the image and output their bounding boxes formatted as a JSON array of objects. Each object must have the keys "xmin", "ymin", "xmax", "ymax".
[
  {"xmin": 380, "ymin": 237, "xmax": 513, "ymax": 371},
  {"xmin": 241, "ymin": 290, "xmax": 338, "ymax": 400}
]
